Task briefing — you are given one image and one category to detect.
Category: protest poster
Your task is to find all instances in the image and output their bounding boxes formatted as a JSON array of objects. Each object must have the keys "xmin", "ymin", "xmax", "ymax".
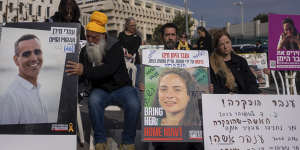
[
  {"xmin": 238, "ymin": 53, "xmax": 269, "ymax": 88},
  {"xmin": 202, "ymin": 94, "xmax": 300, "ymax": 150},
  {"xmin": 142, "ymin": 50, "xmax": 209, "ymax": 142},
  {"xmin": 0, "ymin": 23, "xmax": 79, "ymax": 149},
  {"xmin": 269, "ymin": 13, "xmax": 300, "ymax": 70}
]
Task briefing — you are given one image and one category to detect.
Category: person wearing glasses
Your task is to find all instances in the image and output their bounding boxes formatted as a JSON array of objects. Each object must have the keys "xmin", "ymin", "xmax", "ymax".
[
  {"xmin": 0, "ymin": 34, "xmax": 48, "ymax": 124},
  {"xmin": 177, "ymin": 33, "xmax": 191, "ymax": 50}
]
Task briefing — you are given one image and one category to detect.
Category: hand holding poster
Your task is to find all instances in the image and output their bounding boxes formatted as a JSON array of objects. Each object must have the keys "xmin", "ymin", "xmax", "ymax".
[
  {"xmin": 142, "ymin": 50, "xmax": 209, "ymax": 142},
  {"xmin": 238, "ymin": 53, "xmax": 269, "ymax": 88},
  {"xmin": 202, "ymin": 94, "xmax": 300, "ymax": 150}
]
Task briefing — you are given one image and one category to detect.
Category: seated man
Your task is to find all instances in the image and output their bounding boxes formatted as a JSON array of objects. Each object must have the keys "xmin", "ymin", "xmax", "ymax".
[{"xmin": 65, "ymin": 11, "xmax": 140, "ymax": 150}]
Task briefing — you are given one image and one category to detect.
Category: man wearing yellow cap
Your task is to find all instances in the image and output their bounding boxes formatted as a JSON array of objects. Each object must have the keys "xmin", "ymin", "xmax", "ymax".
[{"xmin": 65, "ymin": 11, "xmax": 140, "ymax": 150}]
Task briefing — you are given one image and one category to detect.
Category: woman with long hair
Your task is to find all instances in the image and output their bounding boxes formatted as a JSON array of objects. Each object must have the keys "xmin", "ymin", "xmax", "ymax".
[
  {"xmin": 277, "ymin": 18, "xmax": 300, "ymax": 50},
  {"xmin": 196, "ymin": 26, "xmax": 213, "ymax": 54},
  {"xmin": 210, "ymin": 30, "xmax": 261, "ymax": 94},
  {"xmin": 152, "ymin": 68, "xmax": 202, "ymax": 126}
]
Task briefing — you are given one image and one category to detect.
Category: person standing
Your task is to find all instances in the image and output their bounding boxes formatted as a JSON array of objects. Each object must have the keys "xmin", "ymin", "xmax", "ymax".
[
  {"xmin": 118, "ymin": 17, "xmax": 142, "ymax": 87},
  {"xmin": 47, "ymin": 0, "xmax": 86, "ymax": 40},
  {"xmin": 196, "ymin": 26, "xmax": 212, "ymax": 54}
]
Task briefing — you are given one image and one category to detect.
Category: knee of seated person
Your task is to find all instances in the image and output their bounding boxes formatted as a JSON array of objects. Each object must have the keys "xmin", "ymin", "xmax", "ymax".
[
  {"xmin": 126, "ymin": 99, "xmax": 141, "ymax": 113},
  {"xmin": 88, "ymin": 93, "xmax": 106, "ymax": 107}
]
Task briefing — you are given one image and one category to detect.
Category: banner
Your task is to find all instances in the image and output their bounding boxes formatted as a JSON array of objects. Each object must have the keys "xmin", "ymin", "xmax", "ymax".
[
  {"xmin": 202, "ymin": 94, "xmax": 300, "ymax": 150},
  {"xmin": 142, "ymin": 49, "xmax": 209, "ymax": 142},
  {"xmin": 269, "ymin": 13, "xmax": 300, "ymax": 70},
  {"xmin": 0, "ymin": 23, "xmax": 79, "ymax": 149},
  {"xmin": 238, "ymin": 53, "xmax": 269, "ymax": 88}
]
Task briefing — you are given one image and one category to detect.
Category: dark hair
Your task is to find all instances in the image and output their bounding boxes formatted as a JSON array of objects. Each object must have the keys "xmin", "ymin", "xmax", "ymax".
[
  {"xmin": 124, "ymin": 17, "xmax": 136, "ymax": 31},
  {"xmin": 14, "ymin": 34, "xmax": 40, "ymax": 56},
  {"xmin": 152, "ymin": 68, "xmax": 202, "ymax": 126},
  {"xmin": 282, "ymin": 18, "xmax": 298, "ymax": 36},
  {"xmin": 197, "ymin": 26, "xmax": 211, "ymax": 38},
  {"xmin": 58, "ymin": 0, "xmax": 81, "ymax": 22},
  {"xmin": 181, "ymin": 33, "xmax": 187, "ymax": 38},
  {"xmin": 212, "ymin": 30, "xmax": 231, "ymax": 51},
  {"xmin": 160, "ymin": 23, "xmax": 177, "ymax": 37}
]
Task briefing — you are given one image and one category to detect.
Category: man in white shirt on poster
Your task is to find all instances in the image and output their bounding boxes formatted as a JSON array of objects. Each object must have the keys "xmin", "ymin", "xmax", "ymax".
[{"xmin": 0, "ymin": 34, "xmax": 48, "ymax": 124}]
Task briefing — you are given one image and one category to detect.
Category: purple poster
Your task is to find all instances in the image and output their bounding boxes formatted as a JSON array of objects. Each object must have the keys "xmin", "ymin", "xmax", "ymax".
[{"xmin": 269, "ymin": 14, "xmax": 300, "ymax": 70}]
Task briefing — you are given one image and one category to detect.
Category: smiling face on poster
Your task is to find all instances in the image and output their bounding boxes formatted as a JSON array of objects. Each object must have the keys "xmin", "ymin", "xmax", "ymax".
[
  {"xmin": 142, "ymin": 49, "xmax": 210, "ymax": 142},
  {"xmin": 0, "ymin": 23, "xmax": 78, "ymax": 136}
]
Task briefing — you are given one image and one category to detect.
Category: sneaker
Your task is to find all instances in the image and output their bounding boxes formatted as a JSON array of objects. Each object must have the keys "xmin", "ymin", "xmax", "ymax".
[
  {"xmin": 95, "ymin": 143, "xmax": 108, "ymax": 150},
  {"xmin": 120, "ymin": 144, "xmax": 135, "ymax": 150}
]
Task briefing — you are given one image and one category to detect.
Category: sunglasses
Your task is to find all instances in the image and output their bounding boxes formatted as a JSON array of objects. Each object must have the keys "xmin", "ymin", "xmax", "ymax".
[{"xmin": 20, "ymin": 49, "xmax": 42, "ymax": 58}]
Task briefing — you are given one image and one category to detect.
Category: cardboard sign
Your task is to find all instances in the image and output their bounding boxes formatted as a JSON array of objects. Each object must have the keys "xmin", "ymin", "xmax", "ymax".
[
  {"xmin": 0, "ymin": 23, "xmax": 80, "ymax": 149},
  {"xmin": 202, "ymin": 94, "xmax": 300, "ymax": 150},
  {"xmin": 142, "ymin": 49, "xmax": 209, "ymax": 142}
]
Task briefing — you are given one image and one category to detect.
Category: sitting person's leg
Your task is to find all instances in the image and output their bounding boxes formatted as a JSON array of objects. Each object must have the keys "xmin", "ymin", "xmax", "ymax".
[
  {"xmin": 112, "ymin": 86, "xmax": 141, "ymax": 146},
  {"xmin": 88, "ymin": 88, "xmax": 111, "ymax": 145}
]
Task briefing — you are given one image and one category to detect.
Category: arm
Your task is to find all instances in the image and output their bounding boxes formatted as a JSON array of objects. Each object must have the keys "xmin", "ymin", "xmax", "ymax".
[
  {"xmin": 241, "ymin": 59, "xmax": 261, "ymax": 94},
  {"xmin": 0, "ymin": 94, "xmax": 19, "ymax": 124},
  {"xmin": 65, "ymin": 43, "xmax": 123, "ymax": 81},
  {"xmin": 210, "ymin": 68, "xmax": 230, "ymax": 94}
]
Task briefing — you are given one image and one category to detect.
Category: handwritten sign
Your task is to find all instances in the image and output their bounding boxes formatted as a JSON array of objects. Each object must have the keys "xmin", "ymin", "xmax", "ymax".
[
  {"xmin": 49, "ymin": 27, "xmax": 77, "ymax": 53},
  {"xmin": 142, "ymin": 50, "xmax": 209, "ymax": 68},
  {"xmin": 202, "ymin": 94, "xmax": 300, "ymax": 150}
]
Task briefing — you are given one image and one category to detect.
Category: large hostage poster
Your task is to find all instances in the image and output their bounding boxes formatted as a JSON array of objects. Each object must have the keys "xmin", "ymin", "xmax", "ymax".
[
  {"xmin": 238, "ymin": 53, "xmax": 269, "ymax": 88},
  {"xmin": 142, "ymin": 50, "xmax": 209, "ymax": 142},
  {"xmin": 269, "ymin": 13, "xmax": 300, "ymax": 70},
  {"xmin": 0, "ymin": 23, "xmax": 79, "ymax": 150},
  {"xmin": 202, "ymin": 94, "xmax": 300, "ymax": 150}
]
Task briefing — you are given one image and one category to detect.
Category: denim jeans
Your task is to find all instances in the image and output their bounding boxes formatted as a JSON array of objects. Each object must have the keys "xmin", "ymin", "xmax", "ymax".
[{"xmin": 88, "ymin": 86, "xmax": 141, "ymax": 144}]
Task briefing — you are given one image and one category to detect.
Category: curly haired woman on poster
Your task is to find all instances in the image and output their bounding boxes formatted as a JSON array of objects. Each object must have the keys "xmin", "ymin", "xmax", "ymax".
[{"xmin": 152, "ymin": 68, "xmax": 202, "ymax": 126}]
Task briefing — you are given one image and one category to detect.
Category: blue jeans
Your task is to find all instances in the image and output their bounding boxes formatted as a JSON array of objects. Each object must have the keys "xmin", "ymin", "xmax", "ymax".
[{"xmin": 88, "ymin": 86, "xmax": 141, "ymax": 144}]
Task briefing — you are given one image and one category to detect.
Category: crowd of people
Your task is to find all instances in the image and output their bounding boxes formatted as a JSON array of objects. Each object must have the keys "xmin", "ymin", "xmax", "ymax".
[{"xmin": 0, "ymin": 0, "xmax": 274, "ymax": 150}]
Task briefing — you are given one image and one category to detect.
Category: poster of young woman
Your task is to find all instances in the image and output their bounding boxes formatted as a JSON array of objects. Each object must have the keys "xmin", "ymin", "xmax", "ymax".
[
  {"xmin": 269, "ymin": 13, "xmax": 300, "ymax": 70},
  {"xmin": 142, "ymin": 50, "xmax": 209, "ymax": 142},
  {"xmin": 0, "ymin": 23, "xmax": 80, "ymax": 149}
]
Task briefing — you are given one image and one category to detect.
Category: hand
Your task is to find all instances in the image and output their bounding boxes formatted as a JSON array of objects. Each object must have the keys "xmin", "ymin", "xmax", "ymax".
[
  {"xmin": 277, "ymin": 33, "xmax": 288, "ymax": 50},
  {"xmin": 65, "ymin": 61, "xmax": 84, "ymax": 76},
  {"xmin": 263, "ymin": 68, "xmax": 270, "ymax": 75},
  {"xmin": 125, "ymin": 53, "xmax": 133, "ymax": 58},
  {"xmin": 209, "ymin": 84, "xmax": 214, "ymax": 93},
  {"xmin": 139, "ymin": 83, "xmax": 145, "ymax": 91}
]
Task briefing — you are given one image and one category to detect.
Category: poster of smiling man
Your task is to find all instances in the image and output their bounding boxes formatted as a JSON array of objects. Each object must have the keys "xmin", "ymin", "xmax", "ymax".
[
  {"xmin": 0, "ymin": 23, "xmax": 79, "ymax": 149},
  {"xmin": 142, "ymin": 50, "xmax": 209, "ymax": 142}
]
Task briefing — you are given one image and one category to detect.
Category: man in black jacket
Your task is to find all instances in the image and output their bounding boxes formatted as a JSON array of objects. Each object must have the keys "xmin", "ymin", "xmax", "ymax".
[{"xmin": 65, "ymin": 11, "xmax": 140, "ymax": 150}]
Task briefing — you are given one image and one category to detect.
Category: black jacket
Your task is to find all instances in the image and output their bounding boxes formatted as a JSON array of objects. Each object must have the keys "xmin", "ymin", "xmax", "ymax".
[
  {"xmin": 211, "ymin": 53, "xmax": 261, "ymax": 94},
  {"xmin": 118, "ymin": 31, "xmax": 142, "ymax": 64},
  {"xmin": 79, "ymin": 38, "xmax": 131, "ymax": 92},
  {"xmin": 197, "ymin": 36, "xmax": 212, "ymax": 54}
]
